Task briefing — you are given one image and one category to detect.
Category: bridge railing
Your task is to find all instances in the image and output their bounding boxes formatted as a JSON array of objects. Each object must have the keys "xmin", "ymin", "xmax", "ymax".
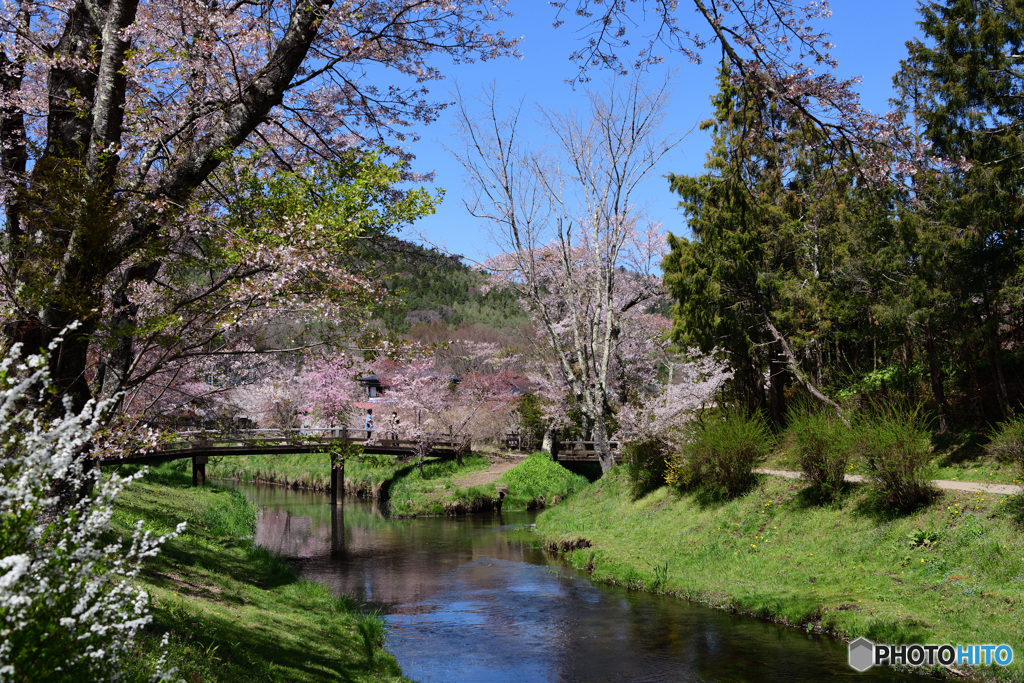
[
  {"xmin": 554, "ymin": 440, "xmax": 620, "ymax": 462},
  {"xmin": 147, "ymin": 427, "xmax": 466, "ymax": 453}
]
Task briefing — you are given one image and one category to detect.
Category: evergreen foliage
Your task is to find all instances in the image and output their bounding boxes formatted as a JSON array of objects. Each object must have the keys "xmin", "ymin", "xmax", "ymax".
[
  {"xmin": 665, "ymin": 68, "xmax": 864, "ymax": 425},
  {"xmin": 369, "ymin": 242, "xmax": 529, "ymax": 332},
  {"xmin": 665, "ymin": 3, "xmax": 1024, "ymax": 432}
]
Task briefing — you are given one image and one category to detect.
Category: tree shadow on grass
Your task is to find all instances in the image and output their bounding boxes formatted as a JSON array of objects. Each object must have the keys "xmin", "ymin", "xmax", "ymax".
[
  {"xmin": 127, "ymin": 506, "xmax": 400, "ymax": 680},
  {"xmin": 931, "ymin": 427, "xmax": 988, "ymax": 467},
  {"xmin": 849, "ymin": 484, "xmax": 939, "ymax": 523},
  {"xmin": 789, "ymin": 481, "xmax": 858, "ymax": 511},
  {"xmin": 142, "ymin": 592, "xmax": 401, "ymax": 683},
  {"xmin": 685, "ymin": 475, "xmax": 765, "ymax": 511}
]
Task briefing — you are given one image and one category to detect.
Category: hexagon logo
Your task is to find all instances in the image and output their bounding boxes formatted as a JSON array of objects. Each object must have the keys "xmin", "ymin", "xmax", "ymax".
[{"xmin": 849, "ymin": 637, "xmax": 875, "ymax": 672}]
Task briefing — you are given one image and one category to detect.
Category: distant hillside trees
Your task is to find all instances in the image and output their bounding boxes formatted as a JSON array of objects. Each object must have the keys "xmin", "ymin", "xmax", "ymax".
[{"xmin": 370, "ymin": 243, "xmax": 529, "ymax": 332}]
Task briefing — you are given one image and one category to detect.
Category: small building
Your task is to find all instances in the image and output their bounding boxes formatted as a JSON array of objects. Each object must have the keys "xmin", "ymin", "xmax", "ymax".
[{"xmin": 357, "ymin": 374, "xmax": 389, "ymax": 401}]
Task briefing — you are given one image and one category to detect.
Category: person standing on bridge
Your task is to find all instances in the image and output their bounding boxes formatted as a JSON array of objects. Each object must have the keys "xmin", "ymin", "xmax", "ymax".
[
  {"xmin": 364, "ymin": 409, "xmax": 373, "ymax": 433},
  {"xmin": 387, "ymin": 412, "xmax": 400, "ymax": 441}
]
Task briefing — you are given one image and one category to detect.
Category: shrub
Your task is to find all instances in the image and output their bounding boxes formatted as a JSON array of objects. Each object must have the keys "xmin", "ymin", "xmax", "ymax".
[
  {"xmin": 985, "ymin": 417, "xmax": 1024, "ymax": 469},
  {"xmin": 667, "ymin": 413, "xmax": 772, "ymax": 498},
  {"xmin": 855, "ymin": 405, "xmax": 935, "ymax": 511},
  {"xmin": 0, "ymin": 341, "xmax": 181, "ymax": 680},
  {"xmin": 621, "ymin": 437, "xmax": 673, "ymax": 497},
  {"xmin": 788, "ymin": 408, "xmax": 853, "ymax": 502}
]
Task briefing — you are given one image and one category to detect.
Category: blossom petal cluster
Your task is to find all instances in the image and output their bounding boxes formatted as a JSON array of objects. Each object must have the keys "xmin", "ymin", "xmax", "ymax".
[{"xmin": 0, "ymin": 341, "xmax": 182, "ymax": 680}]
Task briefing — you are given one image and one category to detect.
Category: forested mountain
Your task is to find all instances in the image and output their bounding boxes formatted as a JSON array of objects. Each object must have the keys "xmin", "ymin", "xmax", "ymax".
[{"xmin": 369, "ymin": 241, "xmax": 530, "ymax": 333}]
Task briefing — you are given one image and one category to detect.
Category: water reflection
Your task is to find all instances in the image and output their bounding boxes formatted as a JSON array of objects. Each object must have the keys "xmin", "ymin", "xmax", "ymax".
[{"xmin": 232, "ymin": 482, "xmax": 920, "ymax": 682}]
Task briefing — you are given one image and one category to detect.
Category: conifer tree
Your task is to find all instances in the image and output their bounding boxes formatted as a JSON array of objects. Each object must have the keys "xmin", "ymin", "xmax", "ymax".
[
  {"xmin": 899, "ymin": 0, "xmax": 1024, "ymax": 418},
  {"xmin": 665, "ymin": 68, "xmax": 853, "ymax": 423}
]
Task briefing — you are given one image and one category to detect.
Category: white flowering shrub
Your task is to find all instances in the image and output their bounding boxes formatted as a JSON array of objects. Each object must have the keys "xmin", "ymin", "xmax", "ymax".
[{"xmin": 0, "ymin": 341, "xmax": 183, "ymax": 681}]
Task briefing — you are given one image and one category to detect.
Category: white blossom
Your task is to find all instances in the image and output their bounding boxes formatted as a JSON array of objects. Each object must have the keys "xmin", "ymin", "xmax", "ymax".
[{"xmin": 0, "ymin": 342, "xmax": 181, "ymax": 680}]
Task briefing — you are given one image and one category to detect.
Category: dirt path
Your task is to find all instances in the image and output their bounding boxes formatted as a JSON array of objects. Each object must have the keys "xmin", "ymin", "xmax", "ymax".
[
  {"xmin": 455, "ymin": 456, "xmax": 526, "ymax": 487},
  {"xmin": 755, "ymin": 468, "xmax": 1023, "ymax": 495}
]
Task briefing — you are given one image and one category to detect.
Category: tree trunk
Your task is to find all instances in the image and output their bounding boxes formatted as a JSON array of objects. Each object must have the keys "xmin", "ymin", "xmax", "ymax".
[
  {"xmin": 767, "ymin": 352, "xmax": 788, "ymax": 427},
  {"xmin": 962, "ymin": 344, "xmax": 986, "ymax": 420},
  {"xmin": 753, "ymin": 290, "xmax": 846, "ymax": 423},
  {"xmin": 592, "ymin": 415, "xmax": 615, "ymax": 474},
  {"xmin": 542, "ymin": 427, "xmax": 555, "ymax": 455},
  {"xmin": 99, "ymin": 261, "xmax": 161, "ymax": 404},
  {"xmin": 987, "ymin": 325, "xmax": 1012, "ymax": 419},
  {"xmin": 925, "ymin": 323, "xmax": 949, "ymax": 433},
  {"xmin": 18, "ymin": 310, "xmax": 98, "ymax": 417}
]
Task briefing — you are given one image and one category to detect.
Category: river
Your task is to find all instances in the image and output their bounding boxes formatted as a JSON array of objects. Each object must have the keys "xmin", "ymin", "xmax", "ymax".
[{"xmin": 228, "ymin": 482, "xmax": 921, "ymax": 682}]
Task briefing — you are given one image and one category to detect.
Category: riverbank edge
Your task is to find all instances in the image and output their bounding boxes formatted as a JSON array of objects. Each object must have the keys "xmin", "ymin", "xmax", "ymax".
[
  {"xmin": 206, "ymin": 451, "xmax": 589, "ymax": 517},
  {"xmin": 112, "ymin": 463, "xmax": 408, "ymax": 682},
  {"xmin": 207, "ymin": 452, "xmax": 504, "ymax": 515},
  {"xmin": 536, "ymin": 470, "xmax": 1024, "ymax": 682}
]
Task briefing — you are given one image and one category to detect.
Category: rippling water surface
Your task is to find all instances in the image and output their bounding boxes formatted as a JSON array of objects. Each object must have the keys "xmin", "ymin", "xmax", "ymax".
[{"xmin": 229, "ymin": 482, "xmax": 920, "ymax": 683}]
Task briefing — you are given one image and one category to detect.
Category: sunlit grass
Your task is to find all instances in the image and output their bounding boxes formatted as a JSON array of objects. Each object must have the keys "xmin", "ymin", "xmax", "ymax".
[
  {"xmin": 538, "ymin": 470, "xmax": 1024, "ymax": 680},
  {"xmin": 495, "ymin": 452, "xmax": 589, "ymax": 509},
  {"xmin": 111, "ymin": 464, "xmax": 406, "ymax": 682}
]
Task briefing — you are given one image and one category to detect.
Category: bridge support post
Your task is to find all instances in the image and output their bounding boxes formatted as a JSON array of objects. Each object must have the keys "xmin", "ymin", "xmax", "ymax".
[
  {"xmin": 192, "ymin": 455, "xmax": 208, "ymax": 487},
  {"xmin": 330, "ymin": 451, "xmax": 345, "ymax": 506},
  {"xmin": 330, "ymin": 505, "xmax": 344, "ymax": 555}
]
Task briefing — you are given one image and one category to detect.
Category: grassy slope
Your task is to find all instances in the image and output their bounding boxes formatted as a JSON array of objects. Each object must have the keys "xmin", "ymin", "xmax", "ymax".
[
  {"xmin": 386, "ymin": 453, "xmax": 495, "ymax": 516},
  {"xmin": 206, "ymin": 451, "xmax": 402, "ymax": 495},
  {"xmin": 495, "ymin": 452, "xmax": 590, "ymax": 509},
  {"xmin": 537, "ymin": 470, "xmax": 1024, "ymax": 681},
  {"xmin": 112, "ymin": 462, "xmax": 406, "ymax": 682}
]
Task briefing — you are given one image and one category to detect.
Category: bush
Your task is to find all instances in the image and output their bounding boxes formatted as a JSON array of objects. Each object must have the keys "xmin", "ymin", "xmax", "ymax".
[
  {"xmin": 0, "ymin": 342, "xmax": 181, "ymax": 680},
  {"xmin": 855, "ymin": 405, "xmax": 935, "ymax": 511},
  {"xmin": 667, "ymin": 413, "xmax": 772, "ymax": 498},
  {"xmin": 621, "ymin": 437, "xmax": 673, "ymax": 497},
  {"xmin": 789, "ymin": 408, "xmax": 853, "ymax": 502},
  {"xmin": 985, "ymin": 417, "xmax": 1024, "ymax": 469}
]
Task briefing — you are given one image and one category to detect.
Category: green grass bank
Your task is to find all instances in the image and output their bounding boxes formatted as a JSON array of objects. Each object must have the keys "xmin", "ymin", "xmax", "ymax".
[
  {"xmin": 537, "ymin": 470, "xmax": 1024, "ymax": 681},
  {"xmin": 206, "ymin": 451, "xmax": 590, "ymax": 517},
  {"xmin": 111, "ymin": 461, "xmax": 406, "ymax": 682}
]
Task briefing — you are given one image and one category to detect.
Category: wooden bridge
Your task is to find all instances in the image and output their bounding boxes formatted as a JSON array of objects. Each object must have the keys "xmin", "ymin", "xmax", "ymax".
[
  {"xmin": 99, "ymin": 427, "xmax": 466, "ymax": 505},
  {"xmin": 552, "ymin": 440, "xmax": 619, "ymax": 463}
]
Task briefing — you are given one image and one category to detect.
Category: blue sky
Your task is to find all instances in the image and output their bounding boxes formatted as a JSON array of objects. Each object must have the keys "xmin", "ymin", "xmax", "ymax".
[{"xmin": 398, "ymin": 1, "xmax": 925, "ymax": 265}]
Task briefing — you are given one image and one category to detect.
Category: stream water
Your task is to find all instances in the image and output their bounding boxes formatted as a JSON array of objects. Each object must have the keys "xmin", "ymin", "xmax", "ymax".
[{"xmin": 228, "ymin": 482, "xmax": 920, "ymax": 682}]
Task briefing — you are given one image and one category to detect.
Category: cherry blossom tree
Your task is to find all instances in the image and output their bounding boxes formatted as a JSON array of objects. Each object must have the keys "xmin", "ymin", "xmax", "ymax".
[
  {"xmin": 453, "ymin": 75, "xmax": 674, "ymax": 473},
  {"xmin": 297, "ymin": 355, "xmax": 362, "ymax": 427},
  {"xmin": 90, "ymin": 154, "xmax": 438, "ymax": 411},
  {"xmin": 384, "ymin": 344, "xmax": 518, "ymax": 469},
  {"xmin": 616, "ymin": 351, "xmax": 733, "ymax": 449},
  {"xmin": 0, "ymin": 0, "xmax": 518, "ymax": 420}
]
